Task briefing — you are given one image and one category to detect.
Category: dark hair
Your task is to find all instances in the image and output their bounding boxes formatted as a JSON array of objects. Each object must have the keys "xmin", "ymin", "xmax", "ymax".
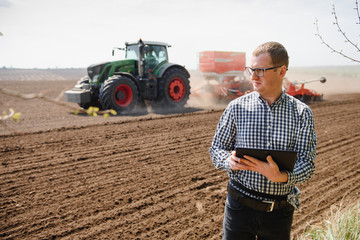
[{"xmin": 253, "ymin": 42, "xmax": 289, "ymax": 69}]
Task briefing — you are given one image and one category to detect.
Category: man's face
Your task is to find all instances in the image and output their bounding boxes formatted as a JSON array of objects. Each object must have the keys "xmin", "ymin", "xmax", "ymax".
[{"xmin": 249, "ymin": 53, "xmax": 285, "ymax": 98}]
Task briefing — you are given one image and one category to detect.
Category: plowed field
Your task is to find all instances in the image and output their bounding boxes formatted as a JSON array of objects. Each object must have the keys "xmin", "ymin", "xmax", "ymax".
[{"xmin": 1, "ymin": 70, "xmax": 360, "ymax": 239}]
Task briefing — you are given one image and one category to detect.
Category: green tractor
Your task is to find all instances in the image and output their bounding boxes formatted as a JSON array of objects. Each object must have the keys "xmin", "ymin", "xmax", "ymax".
[{"xmin": 65, "ymin": 39, "xmax": 191, "ymax": 114}]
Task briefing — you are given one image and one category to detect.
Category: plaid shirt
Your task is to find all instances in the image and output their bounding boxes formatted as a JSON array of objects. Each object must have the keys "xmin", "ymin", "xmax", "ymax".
[{"xmin": 209, "ymin": 91, "xmax": 316, "ymax": 208}]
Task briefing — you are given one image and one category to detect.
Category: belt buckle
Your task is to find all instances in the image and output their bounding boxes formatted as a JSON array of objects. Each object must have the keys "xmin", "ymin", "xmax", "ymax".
[{"xmin": 263, "ymin": 200, "xmax": 275, "ymax": 212}]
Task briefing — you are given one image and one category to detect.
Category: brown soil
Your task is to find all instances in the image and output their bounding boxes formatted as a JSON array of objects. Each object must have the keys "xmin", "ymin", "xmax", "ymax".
[{"xmin": 1, "ymin": 69, "xmax": 360, "ymax": 239}]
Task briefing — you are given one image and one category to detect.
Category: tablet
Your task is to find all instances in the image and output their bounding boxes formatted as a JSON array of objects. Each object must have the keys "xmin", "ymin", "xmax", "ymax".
[{"xmin": 235, "ymin": 148, "xmax": 297, "ymax": 171}]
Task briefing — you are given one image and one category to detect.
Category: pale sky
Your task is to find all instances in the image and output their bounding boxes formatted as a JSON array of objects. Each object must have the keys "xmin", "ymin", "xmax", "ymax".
[{"xmin": 0, "ymin": 0, "xmax": 359, "ymax": 69}]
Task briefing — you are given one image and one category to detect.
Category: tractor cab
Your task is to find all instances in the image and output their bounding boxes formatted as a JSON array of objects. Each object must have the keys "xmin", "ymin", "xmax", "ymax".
[
  {"xmin": 124, "ymin": 40, "xmax": 170, "ymax": 78},
  {"xmin": 143, "ymin": 45, "xmax": 167, "ymax": 73}
]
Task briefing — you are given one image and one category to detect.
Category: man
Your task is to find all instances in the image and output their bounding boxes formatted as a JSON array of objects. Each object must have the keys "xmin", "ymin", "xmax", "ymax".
[
  {"xmin": 144, "ymin": 47, "xmax": 158, "ymax": 73},
  {"xmin": 209, "ymin": 42, "xmax": 316, "ymax": 240}
]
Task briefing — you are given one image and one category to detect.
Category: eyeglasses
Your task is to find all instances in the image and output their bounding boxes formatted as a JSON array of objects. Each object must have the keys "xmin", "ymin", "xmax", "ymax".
[{"xmin": 245, "ymin": 65, "xmax": 284, "ymax": 77}]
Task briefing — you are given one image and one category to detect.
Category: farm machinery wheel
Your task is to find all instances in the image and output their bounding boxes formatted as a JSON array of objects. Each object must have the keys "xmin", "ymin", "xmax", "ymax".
[
  {"xmin": 294, "ymin": 94, "xmax": 323, "ymax": 104},
  {"xmin": 151, "ymin": 68, "xmax": 190, "ymax": 111},
  {"xmin": 99, "ymin": 76, "xmax": 139, "ymax": 114}
]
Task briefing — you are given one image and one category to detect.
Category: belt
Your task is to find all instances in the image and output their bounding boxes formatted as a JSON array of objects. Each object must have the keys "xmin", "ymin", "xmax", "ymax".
[
  {"xmin": 227, "ymin": 184, "xmax": 291, "ymax": 212},
  {"xmin": 230, "ymin": 179, "xmax": 287, "ymax": 201}
]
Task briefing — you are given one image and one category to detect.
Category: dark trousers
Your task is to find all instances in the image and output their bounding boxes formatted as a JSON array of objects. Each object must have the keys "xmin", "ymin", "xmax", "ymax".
[{"xmin": 222, "ymin": 194, "xmax": 294, "ymax": 240}]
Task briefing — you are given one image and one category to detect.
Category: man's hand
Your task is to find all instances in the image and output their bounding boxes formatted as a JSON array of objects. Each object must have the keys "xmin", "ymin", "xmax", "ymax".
[
  {"xmin": 229, "ymin": 151, "xmax": 288, "ymax": 183},
  {"xmin": 229, "ymin": 151, "xmax": 251, "ymax": 170}
]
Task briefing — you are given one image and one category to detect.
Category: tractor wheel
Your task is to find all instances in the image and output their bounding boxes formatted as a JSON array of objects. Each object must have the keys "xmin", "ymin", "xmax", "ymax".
[
  {"xmin": 151, "ymin": 68, "xmax": 190, "ymax": 110},
  {"xmin": 99, "ymin": 76, "xmax": 139, "ymax": 114}
]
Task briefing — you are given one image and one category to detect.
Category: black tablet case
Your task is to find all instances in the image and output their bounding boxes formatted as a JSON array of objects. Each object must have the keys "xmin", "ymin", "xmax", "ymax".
[{"xmin": 235, "ymin": 148, "xmax": 297, "ymax": 171}]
